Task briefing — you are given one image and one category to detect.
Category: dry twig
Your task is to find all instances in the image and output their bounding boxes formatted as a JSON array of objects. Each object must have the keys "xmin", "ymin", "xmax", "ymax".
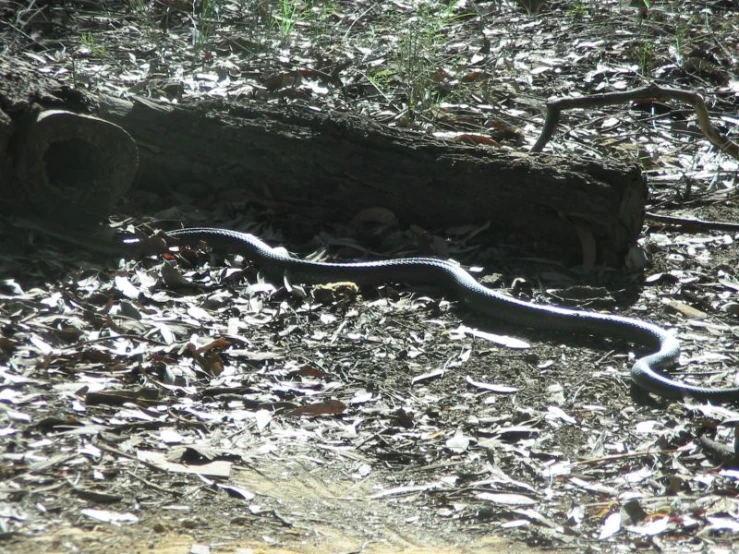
[{"xmin": 531, "ymin": 84, "xmax": 739, "ymax": 160}]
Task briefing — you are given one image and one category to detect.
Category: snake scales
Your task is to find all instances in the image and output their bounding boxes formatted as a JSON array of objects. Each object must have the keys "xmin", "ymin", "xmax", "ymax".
[{"xmin": 163, "ymin": 227, "xmax": 739, "ymax": 403}]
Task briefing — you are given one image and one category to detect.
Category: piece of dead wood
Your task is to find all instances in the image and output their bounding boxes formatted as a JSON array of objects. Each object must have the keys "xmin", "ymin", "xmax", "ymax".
[
  {"xmin": 698, "ymin": 433, "xmax": 739, "ymax": 467},
  {"xmin": 645, "ymin": 212, "xmax": 739, "ymax": 233},
  {"xmin": 97, "ymin": 94, "xmax": 650, "ymax": 265},
  {"xmin": 0, "ymin": 57, "xmax": 647, "ymax": 264},
  {"xmin": 531, "ymin": 84, "xmax": 739, "ymax": 160},
  {"xmin": 13, "ymin": 110, "xmax": 138, "ymax": 227}
]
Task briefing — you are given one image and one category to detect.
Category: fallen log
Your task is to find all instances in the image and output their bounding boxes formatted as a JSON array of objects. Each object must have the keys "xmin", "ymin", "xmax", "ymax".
[
  {"xmin": 0, "ymin": 59, "xmax": 137, "ymax": 228},
  {"xmin": 0, "ymin": 58, "xmax": 647, "ymax": 265},
  {"xmin": 15, "ymin": 109, "xmax": 138, "ymax": 227}
]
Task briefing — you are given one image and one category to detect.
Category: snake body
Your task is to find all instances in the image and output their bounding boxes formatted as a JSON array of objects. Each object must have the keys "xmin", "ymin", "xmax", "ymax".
[{"xmin": 164, "ymin": 227, "xmax": 739, "ymax": 402}]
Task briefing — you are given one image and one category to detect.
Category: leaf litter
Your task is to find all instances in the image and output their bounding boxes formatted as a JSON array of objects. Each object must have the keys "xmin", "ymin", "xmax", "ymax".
[{"xmin": 1, "ymin": 0, "xmax": 739, "ymax": 552}]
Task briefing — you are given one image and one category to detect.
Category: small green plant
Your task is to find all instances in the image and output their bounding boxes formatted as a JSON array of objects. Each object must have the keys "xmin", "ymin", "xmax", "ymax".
[
  {"xmin": 193, "ymin": 0, "xmax": 221, "ymax": 48},
  {"xmin": 673, "ymin": 24, "xmax": 683, "ymax": 66},
  {"xmin": 304, "ymin": 0, "xmax": 338, "ymax": 38},
  {"xmin": 365, "ymin": 68, "xmax": 395, "ymax": 95},
  {"xmin": 394, "ymin": 3, "xmax": 464, "ymax": 121},
  {"xmin": 127, "ymin": 0, "xmax": 147, "ymax": 11},
  {"xmin": 274, "ymin": 0, "xmax": 300, "ymax": 39},
  {"xmin": 515, "ymin": 0, "xmax": 546, "ymax": 15},
  {"xmin": 567, "ymin": 1, "xmax": 587, "ymax": 18},
  {"xmin": 399, "ymin": 25, "xmax": 429, "ymax": 120},
  {"xmin": 637, "ymin": 40, "xmax": 655, "ymax": 74},
  {"xmin": 80, "ymin": 32, "xmax": 106, "ymax": 57},
  {"xmin": 201, "ymin": 0, "xmax": 220, "ymax": 22}
]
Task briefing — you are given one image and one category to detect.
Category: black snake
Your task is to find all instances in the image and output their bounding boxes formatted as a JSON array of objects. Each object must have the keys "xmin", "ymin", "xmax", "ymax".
[{"xmin": 161, "ymin": 227, "xmax": 738, "ymax": 403}]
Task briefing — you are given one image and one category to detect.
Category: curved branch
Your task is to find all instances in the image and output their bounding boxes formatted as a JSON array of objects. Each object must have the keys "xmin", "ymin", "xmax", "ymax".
[{"xmin": 531, "ymin": 84, "xmax": 739, "ymax": 160}]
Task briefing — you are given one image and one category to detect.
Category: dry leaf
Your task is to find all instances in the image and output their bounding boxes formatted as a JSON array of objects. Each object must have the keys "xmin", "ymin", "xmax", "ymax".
[
  {"xmin": 466, "ymin": 375, "xmax": 518, "ymax": 394},
  {"xmin": 284, "ymin": 400, "xmax": 346, "ymax": 418},
  {"xmin": 475, "ymin": 492, "xmax": 537, "ymax": 506}
]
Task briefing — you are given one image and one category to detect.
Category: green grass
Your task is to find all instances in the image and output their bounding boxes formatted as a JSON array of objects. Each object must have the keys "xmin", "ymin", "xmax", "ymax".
[
  {"xmin": 192, "ymin": 0, "xmax": 224, "ymax": 49},
  {"xmin": 80, "ymin": 32, "xmax": 106, "ymax": 57},
  {"xmin": 393, "ymin": 2, "xmax": 467, "ymax": 121},
  {"xmin": 637, "ymin": 39, "xmax": 655, "ymax": 75},
  {"xmin": 274, "ymin": 0, "xmax": 301, "ymax": 39},
  {"xmin": 567, "ymin": 1, "xmax": 587, "ymax": 18}
]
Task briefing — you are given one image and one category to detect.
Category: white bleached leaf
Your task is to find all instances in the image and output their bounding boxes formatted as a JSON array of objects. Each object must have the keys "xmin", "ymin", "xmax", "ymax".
[
  {"xmin": 599, "ymin": 512, "xmax": 621, "ymax": 540},
  {"xmin": 458, "ymin": 325, "xmax": 529, "ymax": 348},
  {"xmin": 81, "ymin": 509, "xmax": 139, "ymax": 525},
  {"xmin": 446, "ymin": 430, "xmax": 470, "ymax": 453},
  {"xmin": 476, "ymin": 492, "xmax": 536, "ymax": 506},
  {"xmin": 625, "ymin": 516, "xmax": 670, "ymax": 536},
  {"xmin": 466, "ymin": 375, "xmax": 518, "ymax": 394},
  {"xmin": 254, "ymin": 409, "xmax": 272, "ymax": 430}
]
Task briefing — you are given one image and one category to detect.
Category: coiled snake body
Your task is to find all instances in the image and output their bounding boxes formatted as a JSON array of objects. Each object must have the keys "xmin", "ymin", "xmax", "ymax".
[{"xmin": 164, "ymin": 227, "xmax": 738, "ymax": 402}]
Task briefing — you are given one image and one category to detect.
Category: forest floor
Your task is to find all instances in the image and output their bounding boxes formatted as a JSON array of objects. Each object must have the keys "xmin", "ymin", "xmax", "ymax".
[{"xmin": 1, "ymin": 1, "xmax": 739, "ymax": 553}]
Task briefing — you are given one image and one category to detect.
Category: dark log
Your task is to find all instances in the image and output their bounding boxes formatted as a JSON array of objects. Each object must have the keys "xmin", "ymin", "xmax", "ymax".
[
  {"xmin": 95, "ymin": 95, "xmax": 647, "ymax": 265},
  {"xmin": 0, "ymin": 56, "xmax": 647, "ymax": 264},
  {"xmin": 14, "ymin": 110, "xmax": 137, "ymax": 226},
  {"xmin": 0, "ymin": 57, "xmax": 138, "ymax": 227}
]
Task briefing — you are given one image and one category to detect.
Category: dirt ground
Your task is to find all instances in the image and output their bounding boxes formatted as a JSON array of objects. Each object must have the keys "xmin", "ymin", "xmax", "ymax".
[{"xmin": 1, "ymin": 1, "xmax": 739, "ymax": 553}]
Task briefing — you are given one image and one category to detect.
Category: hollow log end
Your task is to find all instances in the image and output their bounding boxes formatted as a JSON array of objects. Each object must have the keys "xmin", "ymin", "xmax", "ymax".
[{"xmin": 15, "ymin": 110, "xmax": 139, "ymax": 228}]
